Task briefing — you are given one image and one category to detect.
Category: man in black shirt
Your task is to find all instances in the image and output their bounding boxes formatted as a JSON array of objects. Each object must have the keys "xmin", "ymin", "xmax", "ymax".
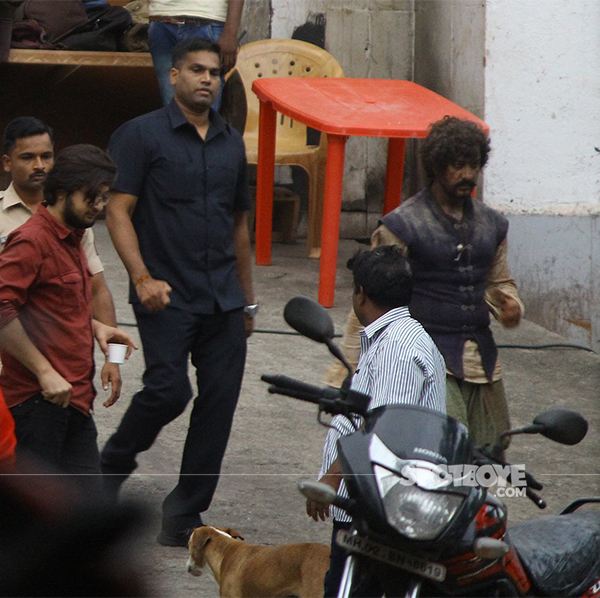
[{"xmin": 101, "ymin": 37, "xmax": 256, "ymax": 546}]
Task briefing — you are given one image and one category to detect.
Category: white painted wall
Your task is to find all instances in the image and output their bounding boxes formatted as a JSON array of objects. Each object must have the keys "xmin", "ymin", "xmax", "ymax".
[
  {"xmin": 484, "ymin": 0, "xmax": 600, "ymax": 347},
  {"xmin": 484, "ymin": 0, "xmax": 600, "ymax": 216},
  {"xmin": 271, "ymin": 1, "xmax": 310, "ymax": 39}
]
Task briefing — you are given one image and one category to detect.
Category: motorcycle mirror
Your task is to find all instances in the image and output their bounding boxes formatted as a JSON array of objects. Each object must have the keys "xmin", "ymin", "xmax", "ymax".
[
  {"xmin": 297, "ymin": 480, "xmax": 336, "ymax": 504},
  {"xmin": 284, "ymin": 296, "xmax": 354, "ymax": 384},
  {"xmin": 533, "ymin": 408, "xmax": 588, "ymax": 445},
  {"xmin": 284, "ymin": 296, "xmax": 334, "ymax": 343},
  {"xmin": 474, "ymin": 537, "xmax": 509, "ymax": 560}
]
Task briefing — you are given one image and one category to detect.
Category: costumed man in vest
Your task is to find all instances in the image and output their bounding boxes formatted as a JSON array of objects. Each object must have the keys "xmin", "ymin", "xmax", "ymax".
[
  {"xmin": 148, "ymin": 0, "xmax": 245, "ymax": 107},
  {"xmin": 324, "ymin": 117, "xmax": 523, "ymax": 452}
]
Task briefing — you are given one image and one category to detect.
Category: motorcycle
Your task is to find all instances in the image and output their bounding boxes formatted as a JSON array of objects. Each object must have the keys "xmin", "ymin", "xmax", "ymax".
[{"xmin": 262, "ymin": 296, "xmax": 600, "ymax": 597}]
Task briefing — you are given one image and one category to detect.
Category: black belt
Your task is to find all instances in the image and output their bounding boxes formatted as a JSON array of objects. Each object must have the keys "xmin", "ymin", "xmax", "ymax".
[{"xmin": 149, "ymin": 15, "xmax": 222, "ymax": 26}]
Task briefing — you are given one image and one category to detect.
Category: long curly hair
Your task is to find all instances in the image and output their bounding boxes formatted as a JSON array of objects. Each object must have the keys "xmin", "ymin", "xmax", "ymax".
[{"xmin": 420, "ymin": 116, "xmax": 490, "ymax": 183}]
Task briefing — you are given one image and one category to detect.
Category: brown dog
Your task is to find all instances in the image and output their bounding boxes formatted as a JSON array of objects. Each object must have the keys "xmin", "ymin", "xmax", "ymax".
[{"xmin": 187, "ymin": 526, "xmax": 330, "ymax": 598}]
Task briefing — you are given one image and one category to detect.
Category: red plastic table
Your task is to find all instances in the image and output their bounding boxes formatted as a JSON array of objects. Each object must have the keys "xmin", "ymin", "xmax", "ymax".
[{"xmin": 252, "ymin": 78, "xmax": 488, "ymax": 307}]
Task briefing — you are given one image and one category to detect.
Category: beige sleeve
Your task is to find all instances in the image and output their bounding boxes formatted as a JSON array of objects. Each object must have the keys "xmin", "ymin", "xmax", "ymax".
[
  {"xmin": 82, "ymin": 229, "xmax": 104, "ymax": 275},
  {"xmin": 370, "ymin": 224, "xmax": 407, "ymax": 251},
  {"xmin": 485, "ymin": 238, "xmax": 524, "ymax": 319}
]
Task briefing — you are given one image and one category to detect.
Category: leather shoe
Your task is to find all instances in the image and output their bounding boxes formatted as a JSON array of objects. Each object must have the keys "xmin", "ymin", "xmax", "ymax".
[{"xmin": 156, "ymin": 526, "xmax": 201, "ymax": 547}]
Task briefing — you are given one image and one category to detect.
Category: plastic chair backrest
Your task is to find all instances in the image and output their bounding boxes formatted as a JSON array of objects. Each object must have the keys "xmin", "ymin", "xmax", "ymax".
[{"xmin": 236, "ymin": 39, "xmax": 344, "ymax": 144}]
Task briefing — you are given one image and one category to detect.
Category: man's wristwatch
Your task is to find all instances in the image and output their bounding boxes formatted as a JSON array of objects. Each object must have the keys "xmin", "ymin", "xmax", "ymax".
[{"xmin": 244, "ymin": 304, "xmax": 259, "ymax": 318}]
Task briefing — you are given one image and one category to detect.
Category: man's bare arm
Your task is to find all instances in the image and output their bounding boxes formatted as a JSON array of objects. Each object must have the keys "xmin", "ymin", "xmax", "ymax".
[
  {"xmin": 90, "ymin": 271, "xmax": 124, "ymax": 407},
  {"xmin": 306, "ymin": 459, "xmax": 343, "ymax": 522},
  {"xmin": 83, "ymin": 230, "xmax": 118, "ymax": 326},
  {"xmin": 91, "ymin": 272, "xmax": 117, "ymax": 326},
  {"xmin": 106, "ymin": 192, "xmax": 172, "ymax": 312},
  {"xmin": 0, "ymin": 319, "xmax": 71, "ymax": 406},
  {"xmin": 219, "ymin": 0, "xmax": 245, "ymax": 73}
]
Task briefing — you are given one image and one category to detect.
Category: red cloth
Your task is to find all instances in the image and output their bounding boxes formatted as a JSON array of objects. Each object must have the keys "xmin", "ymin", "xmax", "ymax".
[
  {"xmin": 0, "ymin": 206, "xmax": 95, "ymax": 414},
  {"xmin": 0, "ymin": 388, "xmax": 16, "ymax": 465}
]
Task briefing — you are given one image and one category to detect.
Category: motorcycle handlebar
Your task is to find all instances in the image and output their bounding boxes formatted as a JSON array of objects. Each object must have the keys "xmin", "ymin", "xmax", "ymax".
[
  {"xmin": 525, "ymin": 487, "xmax": 547, "ymax": 509},
  {"xmin": 474, "ymin": 447, "xmax": 545, "ymax": 501},
  {"xmin": 263, "ymin": 374, "xmax": 368, "ymax": 418},
  {"xmin": 266, "ymin": 375, "xmax": 549, "ymax": 508},
  {"xmin": 261, "ymin": 374, "xmax": 340, "ymax": 400},
  {"xmin": 266, "ymin": 385, "xmax": 322, "ymax": 404},
  {"xmin": 522, "ymin": 470, "xmax": 543, "ymax": 492}
]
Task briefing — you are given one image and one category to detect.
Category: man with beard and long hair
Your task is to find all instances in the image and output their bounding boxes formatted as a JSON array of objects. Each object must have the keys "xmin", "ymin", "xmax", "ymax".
[
  {"xmin": 323, "ymin": 117, "xmax": 523, "ymax": 454},
  {"xmin": 1, "ymin": 117, "xmax": 125, "ymax": 407},
  {"xmin": 0, "ymin": 145, "xmax": 136, "ymax": 492}
]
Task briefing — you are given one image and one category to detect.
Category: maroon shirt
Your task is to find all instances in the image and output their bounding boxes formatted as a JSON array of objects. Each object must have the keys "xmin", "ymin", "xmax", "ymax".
[{"xmin": 0, "ymin": 206, "xmax": 95, "ymax": 414}]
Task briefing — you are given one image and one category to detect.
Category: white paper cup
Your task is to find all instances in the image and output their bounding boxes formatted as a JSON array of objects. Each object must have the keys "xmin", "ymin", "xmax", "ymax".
[{"xmin": 108, "ymin": 343, "xmax": 127, "ymax": 364}]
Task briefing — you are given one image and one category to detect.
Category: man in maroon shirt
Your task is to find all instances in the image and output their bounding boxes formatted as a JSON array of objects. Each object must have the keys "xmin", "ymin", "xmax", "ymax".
[{"xmin": 0, "ymin": 144, "xmax": 136, "ymax": 492}]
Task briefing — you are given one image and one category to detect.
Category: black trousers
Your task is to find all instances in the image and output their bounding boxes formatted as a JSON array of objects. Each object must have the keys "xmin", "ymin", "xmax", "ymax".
[
  {"xmin": 10, "ymin": 394, "xmax": 102, "ymax": 494},
  {"xmin": 101, "ymin": 305, "xmax": 246, "ymax": 532}
]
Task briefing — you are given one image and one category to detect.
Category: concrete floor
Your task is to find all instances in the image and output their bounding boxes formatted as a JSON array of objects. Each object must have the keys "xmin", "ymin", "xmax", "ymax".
[{"xmin": 90, "ymin": 221, "xmax": 600, "ymax": 597}]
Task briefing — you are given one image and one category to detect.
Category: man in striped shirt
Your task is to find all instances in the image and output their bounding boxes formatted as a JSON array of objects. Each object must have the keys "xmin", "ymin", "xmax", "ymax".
[{"xmin": 307, "ymin": 245, "xmax": 446, "ymax": 597}]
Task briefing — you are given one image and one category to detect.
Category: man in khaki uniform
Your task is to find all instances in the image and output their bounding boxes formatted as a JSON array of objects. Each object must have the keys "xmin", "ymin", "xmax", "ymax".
[{"xmin": 1, "ymin": 117, "xmax": 124, "ymax": 406}]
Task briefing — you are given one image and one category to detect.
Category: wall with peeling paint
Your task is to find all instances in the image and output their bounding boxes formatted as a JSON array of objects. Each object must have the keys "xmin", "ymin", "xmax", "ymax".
[
  {"xmin": 505, "ymin": 215, "xmax": 600, "ymax": 350},
  {"xmin": 484, "ymin": 0, "xmax": 600, "ymax": 349},
  {"xmin": 414, "ymin": 0, "xmax": 485, "ymax": 119},
  {"xmin": 411, "ymin": 0, "xmax": 485, "ymax": 197},
  {"xmin": 241, "ymin": 0, "xmax": 271, "ymax": 43}
]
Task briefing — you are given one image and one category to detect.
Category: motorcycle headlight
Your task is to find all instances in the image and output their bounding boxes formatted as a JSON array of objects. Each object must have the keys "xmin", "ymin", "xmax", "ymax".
[{"xmin": 374, "ymin": 464, "xmax": 464, "ymax": 540}]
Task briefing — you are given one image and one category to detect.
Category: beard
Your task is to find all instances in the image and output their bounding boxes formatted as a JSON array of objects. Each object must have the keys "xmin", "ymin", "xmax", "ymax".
[
  {"xmin": 62, "ymin": 195, "xmax": 97, "ymax": 229},
  {"xmin": 450, "ymin": 179, "xmax": 476, "ymax": 199}
]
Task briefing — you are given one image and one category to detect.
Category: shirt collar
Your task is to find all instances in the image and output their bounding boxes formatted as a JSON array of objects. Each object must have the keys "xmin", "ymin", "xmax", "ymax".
[
  {"xmin": 167, "ymin": 98, "xmax": 229, "ymax": 139},
  {"xmin": 36, "ymin": 204, "xmax": 84, "ymax": 243},
  {"xmin": 2, "ymin": 182, "xmax": 33, "ymax": 213},
  {"xmin": 360, "ymin": 306, "xmax": 412, "ymax": 341}
]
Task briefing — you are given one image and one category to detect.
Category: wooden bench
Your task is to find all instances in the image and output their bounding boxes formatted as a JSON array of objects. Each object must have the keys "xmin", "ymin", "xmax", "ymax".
[
  {"xmin": 8, "ymin": 48, "xmax": 153, "ymax": 67},
  {"xmin": 1, "ymin": 43, "xmax": 160, "ymax": 189}
]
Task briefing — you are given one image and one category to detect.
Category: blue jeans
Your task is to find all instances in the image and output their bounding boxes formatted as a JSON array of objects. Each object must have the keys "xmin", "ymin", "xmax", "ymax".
[
  {"xmin": 148, "ymin": 20, "xmax": 225, "ymax": 108},
  {"xmin": 10, "ymin": 394, "xmax": 102, "ymax": 494}
]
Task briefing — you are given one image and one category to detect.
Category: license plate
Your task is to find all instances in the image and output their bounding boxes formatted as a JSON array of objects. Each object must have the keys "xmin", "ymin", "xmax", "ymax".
[{"xmin": 336, "ymin": 529, "xmax": 446, "ymax": 582}]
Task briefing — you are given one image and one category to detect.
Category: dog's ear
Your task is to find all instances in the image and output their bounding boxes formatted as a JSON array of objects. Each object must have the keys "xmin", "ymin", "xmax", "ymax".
[
  {"xmin": 190, "ymin": 529, "xmax": 212, "ymax": 551},
  {"xmin": 225, "ymin": 528, "xmax": 244, "ymax": 541}
]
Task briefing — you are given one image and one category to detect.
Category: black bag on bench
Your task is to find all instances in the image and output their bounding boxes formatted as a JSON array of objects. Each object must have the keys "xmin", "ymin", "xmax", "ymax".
[
  {"xmin": 21, "ymin": 0, "xmax": 88, "ymax": 43},
  {"xmin": 19, "ymin": 0, "xmax": 131, "ymax": 51},
  {"xmin": 58, "ymin": 6, "xmax": 132, "ymax": 51}
]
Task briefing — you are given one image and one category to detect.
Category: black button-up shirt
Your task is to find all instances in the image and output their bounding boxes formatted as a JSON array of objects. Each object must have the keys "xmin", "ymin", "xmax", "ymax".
[{"xmin": 108, "ymin": 100, "xmax": 251, "ymax": 313}]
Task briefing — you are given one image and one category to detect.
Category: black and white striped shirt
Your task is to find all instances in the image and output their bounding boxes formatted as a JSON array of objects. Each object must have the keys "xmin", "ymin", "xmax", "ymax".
[{"xmin": 319, "ymin": 306, "xmax": 446, "ymax": 522}]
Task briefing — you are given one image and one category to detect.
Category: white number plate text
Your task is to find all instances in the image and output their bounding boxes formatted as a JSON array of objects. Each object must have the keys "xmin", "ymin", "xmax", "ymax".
[{"xmin": 336, "ymin": 530, "xmax": 446, "ymax": 582}]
